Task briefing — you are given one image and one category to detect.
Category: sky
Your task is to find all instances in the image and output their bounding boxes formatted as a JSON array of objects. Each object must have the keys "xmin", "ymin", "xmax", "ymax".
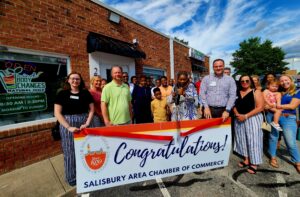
[{"xmin": 99, "ymin": 0, "xmax": 300, "ymax": 72}]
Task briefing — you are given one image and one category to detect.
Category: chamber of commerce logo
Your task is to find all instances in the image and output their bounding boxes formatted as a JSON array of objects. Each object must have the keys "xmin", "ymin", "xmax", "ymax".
[
  {"xmin": 80, "ymin": 136, "xmax": 109, "ymax": 172},
  {"xmin": 0, "ymin": 67, "xmax": 45, "ymax": 93}
]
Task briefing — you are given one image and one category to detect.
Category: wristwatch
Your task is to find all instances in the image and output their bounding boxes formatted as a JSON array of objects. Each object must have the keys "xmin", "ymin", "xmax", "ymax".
[{"xmin": 225, "ymin": 109, "xmax": 231, "ymax": 113}]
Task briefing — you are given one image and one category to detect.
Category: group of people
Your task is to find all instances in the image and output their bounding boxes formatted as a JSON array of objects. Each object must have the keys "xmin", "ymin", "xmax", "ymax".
[
  {"xmin": 54, "ymin": 60, "xmax": 300, "ymax": 186},
  {"xmin": 232, "ymin": 72, "xmax": 300, "ymax": 174}
]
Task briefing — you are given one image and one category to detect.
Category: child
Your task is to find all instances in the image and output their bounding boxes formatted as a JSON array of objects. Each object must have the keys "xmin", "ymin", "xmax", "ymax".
[
  {"xmin": 263, "ymin": 79, "xmax": 282, "ymax": 131},
  {"xmin": 151, "ymin": 88, "xmax": 168, "ymax": 123}
]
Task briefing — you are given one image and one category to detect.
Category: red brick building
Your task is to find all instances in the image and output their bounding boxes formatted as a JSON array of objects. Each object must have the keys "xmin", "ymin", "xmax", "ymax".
[{"xmin": 0, "ymin": 0, "xmax": 209, "ymax": 174}]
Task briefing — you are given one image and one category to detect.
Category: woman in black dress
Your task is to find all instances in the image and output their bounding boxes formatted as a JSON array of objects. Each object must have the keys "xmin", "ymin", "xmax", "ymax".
[
  {"xmin": 54, "ymin": 72, "xmax": 94, "ymax": 186},
  {"xmin": 233, "ymin": 74, "xmax": 264, "ymax": 174}
]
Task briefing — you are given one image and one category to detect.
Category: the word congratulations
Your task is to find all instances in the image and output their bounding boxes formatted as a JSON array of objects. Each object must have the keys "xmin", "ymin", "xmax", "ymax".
[{"xmin": 114, "ymin": 135, "xmax": 228, "ymax": 167}]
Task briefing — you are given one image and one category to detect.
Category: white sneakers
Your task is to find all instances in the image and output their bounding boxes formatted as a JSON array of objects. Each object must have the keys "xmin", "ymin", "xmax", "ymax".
[{"xmin": 270, "ymin": 122, "xmax": 283, "ymax": 131}]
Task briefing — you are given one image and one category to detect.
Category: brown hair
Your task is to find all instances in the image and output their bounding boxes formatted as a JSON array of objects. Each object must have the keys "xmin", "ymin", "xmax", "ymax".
[
  {"xmin": 213, "ymin": 59, "xmax": 225, "ymax": 66},
  {"xmin": 65, "ymin": 71, "xmax": 86, "ymax": 90}
]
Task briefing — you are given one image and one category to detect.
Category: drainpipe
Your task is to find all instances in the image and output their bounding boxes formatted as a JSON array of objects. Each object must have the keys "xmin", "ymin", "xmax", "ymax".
[{"xmin": 169, "ymin": 37, "xmax": 175, "ymax": 79}]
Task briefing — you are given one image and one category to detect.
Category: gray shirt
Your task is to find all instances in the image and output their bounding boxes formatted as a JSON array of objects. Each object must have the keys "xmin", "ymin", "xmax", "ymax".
[{"xmin": 200, "ymin": 74, "xmax": 237, "ymax": 111}]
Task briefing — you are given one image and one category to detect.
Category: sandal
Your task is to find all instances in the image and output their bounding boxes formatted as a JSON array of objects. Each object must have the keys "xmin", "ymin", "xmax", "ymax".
[
  {"xmin": 247, "ymin": 165, "xmax": 257, "ymax": 174},
  {"xmin": 269, "ymin": 158, "xmax": 279, "ymax": 168},
  {"xmin": 238, "ymin": 161, "xmax": 248, "ymax": 168}
]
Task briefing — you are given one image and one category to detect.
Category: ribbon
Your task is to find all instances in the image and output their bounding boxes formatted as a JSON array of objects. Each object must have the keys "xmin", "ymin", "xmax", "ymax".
[
  {"xmin": 180, "ymin": 118, "xmax": 224, "ymax": 137},
  {"xmin": 76, "ymin": 118, "xmax": 228, "ymax": 141},
  {"xmin": 80, "ymin": 128, "xmax": 173, "ymax": 141}
]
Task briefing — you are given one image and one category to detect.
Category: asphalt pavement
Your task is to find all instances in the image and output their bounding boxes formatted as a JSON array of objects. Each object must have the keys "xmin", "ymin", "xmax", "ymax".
[{"xmin": 0, "ymin": 133, "xmax": 299, "ymax": 197}]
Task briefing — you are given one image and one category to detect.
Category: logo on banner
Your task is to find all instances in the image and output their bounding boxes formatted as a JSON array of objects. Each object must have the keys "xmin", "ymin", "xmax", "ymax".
[{"xmin": 80, "ymin": 136, "xmax": 109, "ymax": 172}]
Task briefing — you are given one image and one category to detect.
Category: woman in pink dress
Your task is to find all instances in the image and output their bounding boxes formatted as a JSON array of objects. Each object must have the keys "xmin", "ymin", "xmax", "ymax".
[{"xmin": 89, "ymin": 76, "xmax": 104, "ymax": 126}]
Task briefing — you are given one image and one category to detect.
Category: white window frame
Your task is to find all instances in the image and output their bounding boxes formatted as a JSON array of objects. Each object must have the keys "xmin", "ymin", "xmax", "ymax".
[
  {"xmin": 143, "ymin": 66, "xmax": 166, "ymax": 78},
  {"xmin": 0, "ymin": 45, "xmax": 70, "ymax": 131}
]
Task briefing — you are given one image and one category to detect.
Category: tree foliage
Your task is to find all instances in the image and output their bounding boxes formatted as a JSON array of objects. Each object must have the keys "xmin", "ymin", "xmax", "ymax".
[
  {"xmin": 230, "ymin": 37, "xmax": 288, "ymax": 76},
  {"xmin": 174, "ymin": 37, "xmax": 189, "ymax": 45}
]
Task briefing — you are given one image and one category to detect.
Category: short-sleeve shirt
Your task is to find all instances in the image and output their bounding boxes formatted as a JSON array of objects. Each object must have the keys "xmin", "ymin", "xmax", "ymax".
[
  {"xmin": 151, "ymin": 98, "xmax": 167, "ymax": 123},
  {"xmin": 159, "ymin": 85, "xmax": 173, "ymax": 98},
  {"xmin": 101, "ymin": 80, "xmax": 131, "ymax": 125},
  {"xmin": 55, "ymin": 89, "xmax": 94, "ymax": 115},
  {"xmin": 89, "ymin": 90, "xmax": 102, "ymax": 117},
  {"xmin": 281, "ymin": 90, "xmax": 300, "ymax": 114}
]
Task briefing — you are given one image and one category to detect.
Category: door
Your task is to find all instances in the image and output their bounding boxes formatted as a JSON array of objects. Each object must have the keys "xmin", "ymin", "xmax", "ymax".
[{"xmin": 89, "ymin": 52, "xmax": 135, "ymax": 82}]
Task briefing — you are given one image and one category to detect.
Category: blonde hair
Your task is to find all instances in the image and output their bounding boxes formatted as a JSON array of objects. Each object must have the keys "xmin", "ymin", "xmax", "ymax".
[
  {"xmin": 90, "ymin": 76, "xmax": 102, "ymax": 87},
  {"xmin": 267, "ymin": 79, "xmax": 279, "ymax": 87},
  {"xmin": 280, "ymin": 75, "xmax": 296, "ymax": 95},
  {"xmin": 251, "ymin": 75, "xmax": 261, "ymax": 87}
]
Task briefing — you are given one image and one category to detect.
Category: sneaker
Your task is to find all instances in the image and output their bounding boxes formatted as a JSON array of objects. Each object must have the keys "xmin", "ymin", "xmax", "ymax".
[{"xmin": 270, "ymin": 122, "xmax": 283, "ymax": 131}]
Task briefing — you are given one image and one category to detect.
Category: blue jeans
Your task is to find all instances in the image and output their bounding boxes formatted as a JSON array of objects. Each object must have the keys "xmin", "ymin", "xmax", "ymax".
[{"xmin": 267, "ymin": 112, "xmax": 300, "ymax": 163}]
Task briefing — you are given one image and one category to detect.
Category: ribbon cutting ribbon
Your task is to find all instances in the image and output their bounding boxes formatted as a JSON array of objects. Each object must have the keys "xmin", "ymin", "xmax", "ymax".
[{"xmin": 77, "ymin": 118, "xmax": 227, "ymax": 141}]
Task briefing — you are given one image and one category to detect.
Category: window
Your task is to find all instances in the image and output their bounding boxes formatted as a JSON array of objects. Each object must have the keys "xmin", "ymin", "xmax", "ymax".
[
  {"xmin": 143, "ymin": 67, "xmax": 165, "ymax": 80},
  {"xmin": 0, "ymin": 51, "xmax": 68, "ymax": 127}
]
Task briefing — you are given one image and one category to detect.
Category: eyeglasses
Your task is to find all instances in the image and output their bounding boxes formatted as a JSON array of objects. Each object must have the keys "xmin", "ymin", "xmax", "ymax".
[
  {"xmin": 241, "ymin": 80, "xmax": 250, "ymax": 83},
  {"xmin": 70, "ymin": 78, "xmax": 81, "ymax": 81}
]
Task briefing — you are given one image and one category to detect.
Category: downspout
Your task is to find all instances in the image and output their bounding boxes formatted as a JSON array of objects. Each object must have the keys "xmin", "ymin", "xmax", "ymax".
[{"xmin": 169, "ymin": 37, "xmax": 175, "ymax": 79}]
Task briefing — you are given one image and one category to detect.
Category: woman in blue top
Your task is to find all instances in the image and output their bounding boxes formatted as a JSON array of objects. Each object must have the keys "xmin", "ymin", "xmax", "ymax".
[{"xmin": 268, "ymin": 75, "xmax": 300, "ymax": 173}]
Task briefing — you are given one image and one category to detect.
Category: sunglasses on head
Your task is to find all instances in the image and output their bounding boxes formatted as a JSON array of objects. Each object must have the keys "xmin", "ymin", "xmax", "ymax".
[{"xmin": 241, "ymin": 80, "xmax": 250, "ymax": 83}]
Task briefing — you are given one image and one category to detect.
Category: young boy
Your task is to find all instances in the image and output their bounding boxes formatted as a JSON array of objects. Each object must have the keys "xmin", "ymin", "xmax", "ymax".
[{"xmin": 151, "ymin": 88, "xmax": 168, "ymax": 123}]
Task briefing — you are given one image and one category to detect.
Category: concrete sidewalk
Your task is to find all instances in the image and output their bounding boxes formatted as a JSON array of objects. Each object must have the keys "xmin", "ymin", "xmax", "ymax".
[{"xmin": 0, "ymin": 154, "xmax": 75, "ymax": 197}]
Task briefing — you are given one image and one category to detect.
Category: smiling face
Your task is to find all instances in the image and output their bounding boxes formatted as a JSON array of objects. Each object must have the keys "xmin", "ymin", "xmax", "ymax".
[
  {"xmin": 240, "ymin": 76, "xmax": 251, "ymax": 90},
  {"xmin": 68, "ymin": 73, "xmax": 81, "ymax": 90},
  {"xmin": 111, "ymin": 67, "xmax": 122, "ymax": 82},
  {"xmin": 213, "ymin": 60, "xmax": 224, "ymax": 76},
  {"xmin": 269, "ymin": 83, "xmax": 279, "ymax": 92},
  {"xmin": 177, "ymin": 74, "xmax": 188, "ymax": 87},
  {"xmin": 92, "ymin": 76, "xmax": 101, "ymax": 89},
  {"xmin": 279, "ymin": 75, "xmax": 292, "ymax": 90}
]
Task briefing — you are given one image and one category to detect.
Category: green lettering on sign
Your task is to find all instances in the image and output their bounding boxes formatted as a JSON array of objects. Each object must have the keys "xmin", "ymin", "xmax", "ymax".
[{"xmin": 0, "ymin": 93, "xmax": 47, "ymax": 115}]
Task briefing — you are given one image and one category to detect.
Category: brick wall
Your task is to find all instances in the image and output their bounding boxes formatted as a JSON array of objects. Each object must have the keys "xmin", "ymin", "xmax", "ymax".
[
  {"xmin": 173, "ymin": 42, "xmax": 191, "ymax": 77},
  {"xmin": 204, "ymin": 56, "xmax": 210, "ymax": 74},
  {"xmin": 0, "ymin": 0, "xmax": 204, "ymax": 174},
  {"xmin": 0, "ymin": 122, "xmax": 61, "ymax": 174},
  {"xmin": 0, "ymin": 0, "xmax": 172, "ymax": 80}
]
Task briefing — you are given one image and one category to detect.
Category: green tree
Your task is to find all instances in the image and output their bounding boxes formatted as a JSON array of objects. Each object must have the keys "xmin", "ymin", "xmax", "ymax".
[{"xmin": 230, "ymin": 37, "xmax": 288, "ymax": 76}]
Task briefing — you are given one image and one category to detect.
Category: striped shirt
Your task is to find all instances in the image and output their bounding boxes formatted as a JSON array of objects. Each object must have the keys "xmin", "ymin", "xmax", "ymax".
[{"xmin": 200, "ymin": 73, "xmax": 237, "ymax": 111}]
